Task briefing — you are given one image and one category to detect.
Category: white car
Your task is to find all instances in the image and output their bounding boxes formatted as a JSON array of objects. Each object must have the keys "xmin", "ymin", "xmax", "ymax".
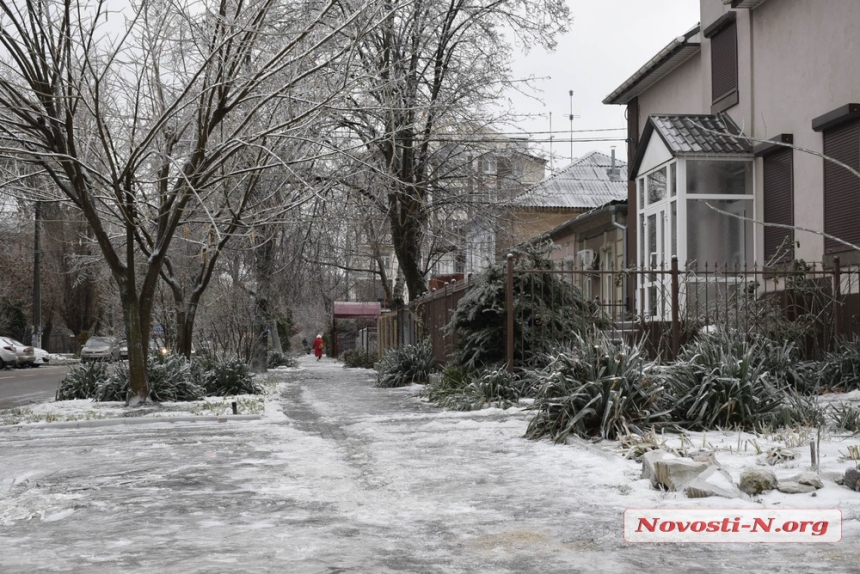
[
  {"xmin": 0, "ymin": 337, "xmax": 36, "ymax": 368},
  {"xmin": 0, "ymin": 341, "xmax": 15, "ymax": 369},
  {"xmin": 31, "ymin": 346, "xmax": 50, "ymax": 366}
]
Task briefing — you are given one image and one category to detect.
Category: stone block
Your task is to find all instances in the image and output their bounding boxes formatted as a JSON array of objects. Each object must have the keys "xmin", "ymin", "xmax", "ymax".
[{"xmin": 651, "ymin": 458, "xmax": 708, "ymax": 491}]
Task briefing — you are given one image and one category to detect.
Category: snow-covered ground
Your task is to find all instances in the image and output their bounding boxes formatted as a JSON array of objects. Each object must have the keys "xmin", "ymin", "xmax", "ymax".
[{"xmin": 0, "ymin": 354, "xmax": 858, "ymax": 573}]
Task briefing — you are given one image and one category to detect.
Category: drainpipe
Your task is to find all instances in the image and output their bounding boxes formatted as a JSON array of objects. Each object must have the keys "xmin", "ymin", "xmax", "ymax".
[{"xmin": 610, "ymin": 206, "xmax": 628, "ymax": 310}]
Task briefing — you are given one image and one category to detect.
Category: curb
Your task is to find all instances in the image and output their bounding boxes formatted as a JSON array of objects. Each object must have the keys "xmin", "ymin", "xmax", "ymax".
[{"xmin": 0, "ymin": 414, "xmax": 263, "ymax": 432}]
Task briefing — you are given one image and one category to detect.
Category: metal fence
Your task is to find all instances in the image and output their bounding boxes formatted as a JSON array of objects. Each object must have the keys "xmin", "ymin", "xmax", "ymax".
[
  {"xmin": 380, "ymin": 256, "xmax": 860, "ymax": 370},
  {"xmin": 507, "ymin": 255, "xmax": 860, "ymax": 367}
]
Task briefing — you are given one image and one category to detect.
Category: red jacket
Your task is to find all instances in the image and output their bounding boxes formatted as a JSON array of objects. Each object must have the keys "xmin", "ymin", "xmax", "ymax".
[{"xmin": 312, "ymin": 337, "xmax": 325, "ymax": 357}]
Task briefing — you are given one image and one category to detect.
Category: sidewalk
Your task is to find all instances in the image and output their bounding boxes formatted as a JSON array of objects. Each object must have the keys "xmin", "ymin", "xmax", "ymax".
[{"xmin": 1, "ymin": 354, "xmax": 858, "ymax": 573}]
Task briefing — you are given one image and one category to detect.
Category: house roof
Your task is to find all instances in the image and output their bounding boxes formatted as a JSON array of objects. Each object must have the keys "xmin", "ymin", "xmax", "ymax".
[
  {"xmin": 650, "ymin": 115, "xmax": 751, "ymax": 154},
  {"xmin": 603, "ymin": 25, "xmax": 701, "ymax": 105},
  {"xmin": 544, "ymin": 200, "xmax": 628, "ymax": 241},
  {"xmin": 513, "ymin": 151, "xmax": 627, "ymax": 210},
  {"xmin": 631, "ymin": 114, "xmax": 752, "ymax": 176}
]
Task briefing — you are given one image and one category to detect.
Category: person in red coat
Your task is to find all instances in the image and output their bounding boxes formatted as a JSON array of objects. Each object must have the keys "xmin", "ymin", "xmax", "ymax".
[{"xmin": 312, "ymin": 334, "xmax": 325, "ymax": 361}]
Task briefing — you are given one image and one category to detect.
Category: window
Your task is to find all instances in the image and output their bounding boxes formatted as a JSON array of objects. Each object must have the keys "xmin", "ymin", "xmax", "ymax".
[
  {"xmin": 813, "ymin": 104, "xmax": 860, "ymax": 256},
  {"xmin": 647, "ymin": 167, "xmax": 667, "ymax": 204},
  {"xmin": 687, "ymin": 160, "xmax": 748, "ymax": 195},
  {"xmin": 762, "ymin": 148, "xmax": 794, "ymax": 262},
  {"xmin": 704, "ymin": 12, "xmax": 738, "ymax": 112},
  {"xmin": 687, "ymin": 198, "xmax": 751, "ymax": 266},
  {"xmin": 482, "ymin": 155, "xmax": 497, "ymax": 174},
  {"xmin": 823, "ymin": 120, "xmax": 860, "ymax": 254}
]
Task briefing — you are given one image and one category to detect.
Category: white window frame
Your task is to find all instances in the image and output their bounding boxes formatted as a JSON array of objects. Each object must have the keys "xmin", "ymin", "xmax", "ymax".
[{"xmin": 636, "ymin": 156, "xmax": 756, "ymax": 318}]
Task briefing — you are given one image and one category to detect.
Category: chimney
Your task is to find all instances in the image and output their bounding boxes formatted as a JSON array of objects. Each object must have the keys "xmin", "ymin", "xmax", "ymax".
[{"xmin": 607, "ymin": 146, "xmax": 622, "ymax": 182}]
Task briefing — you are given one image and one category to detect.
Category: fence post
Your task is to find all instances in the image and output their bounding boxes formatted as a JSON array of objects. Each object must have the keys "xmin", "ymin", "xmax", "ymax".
[
  {"xmin": 833, "ymin": 256, "xmax": 842, "ymax": 342},
  {"xmin": 671, "ymin": 255, "xmax": 680, "ymax": 360},
  {"xmin": 506, "ymin": 253, "xmax": 515, "ymax": 373}
]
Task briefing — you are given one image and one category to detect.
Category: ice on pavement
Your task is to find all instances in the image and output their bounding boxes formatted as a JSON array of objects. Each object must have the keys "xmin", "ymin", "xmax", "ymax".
[{"xmin": 0, "ymin": 354, "xmax": 859, "ymax": 573}]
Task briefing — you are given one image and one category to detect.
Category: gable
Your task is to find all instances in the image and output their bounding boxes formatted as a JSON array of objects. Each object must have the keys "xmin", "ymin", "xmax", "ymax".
[{"xmin": 637, "ymin": 133, "xmax": 673, "ymax": 176}]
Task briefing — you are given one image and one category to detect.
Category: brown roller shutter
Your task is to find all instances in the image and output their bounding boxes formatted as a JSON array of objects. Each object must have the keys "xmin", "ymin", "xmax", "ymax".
[
  {"xmin": 763, "ymin": 148, "xmax": 793, "ymax": 262},
  {"xmin": 711, "ymin": 22, "xmax": 738, "ymax": 104},
  {"xmin": 823, "ymin": 120, "xmax": 860, "ymax": 253}
]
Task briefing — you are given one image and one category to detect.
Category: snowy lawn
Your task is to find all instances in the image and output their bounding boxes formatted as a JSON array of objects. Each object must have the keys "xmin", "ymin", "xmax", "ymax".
[{"xmin": 0, "ymin": 354, "xmax": 858, "ymax": 573}]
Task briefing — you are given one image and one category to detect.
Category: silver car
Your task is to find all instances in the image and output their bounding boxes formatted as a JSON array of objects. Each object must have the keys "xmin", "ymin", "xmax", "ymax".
[
  {"xmin": 80, "ymin": 336, "xmax": 120, "ymax": 363},
  {"xmin": 0, "ymin": 337, "xmax": 36, "ymax": 368}
]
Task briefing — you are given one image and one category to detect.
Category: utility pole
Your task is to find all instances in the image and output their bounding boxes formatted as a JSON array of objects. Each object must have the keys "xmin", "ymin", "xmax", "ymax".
[
  {"xmin": 32, "ymin": 200, "xmax": 41, "ymax": 349},
  {"xmin": 569, "ymin": 90, "xmax": 574, "ymax": 163}
]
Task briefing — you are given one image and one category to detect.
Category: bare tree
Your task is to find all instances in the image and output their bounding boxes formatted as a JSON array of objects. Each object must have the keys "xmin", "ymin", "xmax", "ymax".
[
  {"xmin": 0, "ymin": 0, "xmax": 370, "ymax": 402},
  {"xmin": 332, "ymin": 0, "xmax": 569, "ymax": 301}
]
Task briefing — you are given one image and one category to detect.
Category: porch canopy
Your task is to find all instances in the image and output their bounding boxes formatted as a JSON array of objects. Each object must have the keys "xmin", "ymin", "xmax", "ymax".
[
  {"xmin": 332, "ymin": 302, "xmax": 382, "ymax": 357},
  {"xmin": 333, "ymin": 302, "xmax": 382, "ymax": 319}
]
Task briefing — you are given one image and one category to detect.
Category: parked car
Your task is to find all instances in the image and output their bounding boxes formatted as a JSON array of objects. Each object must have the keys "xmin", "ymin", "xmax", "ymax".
[
  {"xmin": 31, "ymin": 346, "xmax": 50, "ymax": 366},
  {"xmin": 0, "ymin": 340, "xmax": 16, "ymax": 369},
  {"xmin": 80, "ymin": 336, "xmax": 120, "ymax": 363},
  {"xmin": 0, "ymin": 337, "xmax": 36, "ymax": 368}
]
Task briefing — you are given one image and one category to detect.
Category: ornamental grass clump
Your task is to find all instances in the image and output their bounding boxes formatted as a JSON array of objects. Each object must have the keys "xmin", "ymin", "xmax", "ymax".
[
  {"xmin": 56, "ymin": 362, "xmax": 109, "ymax": 400},
  {"xmin": 267, "ymin": 351, "xmax": 298, "ymax": 369},
  {"xmin": 341, "ymin": 349, "xmax": 376, "ymax": 369},
  {"xmin": 94, "ymin": 354, "xmax": 207, "ymax": 402},
  {"xmin": 202, "ymin": 357, "xmax": 260, "ymax": 396},
  {"xmin": 376, "ymin": 341, "xmax": 435, "ymax": 388},
  {"xmin": 828, "ymin": 403, "xmax": 860, "ymax": 433},
  {"xmin": 663, "ymin": 332, "xmax": 790, "ymax": 430},
  {"xmin": 423, "ymin": 365, "xmax": 524, "ymax": 411},
  {"xmin": 817, "ymin": 337, "xmax": 860, "ymax": 392},
  {"xmin": 525, "ymin": 331, "xmax": 668, "ymax": 442},
  {"xmin": 146, "ymin": 354, "xmax": 205, "ymax": 401}
]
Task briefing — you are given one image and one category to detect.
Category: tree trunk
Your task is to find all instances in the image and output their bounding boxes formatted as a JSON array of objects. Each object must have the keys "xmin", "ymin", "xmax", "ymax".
[
  {"xmin": 271, "ymin": 319, "xmax": 283, "ymax": 353},
  {"xmin": 120, "ymin": 284, "xmax": 149, "ymax": 405},
  {"xmin": 249, "ymin": 237, "xmax": 274, "ymax": 373},
  {"xmin": 390, "ymin": 204, "xmax": 427, "ymax": 301}
]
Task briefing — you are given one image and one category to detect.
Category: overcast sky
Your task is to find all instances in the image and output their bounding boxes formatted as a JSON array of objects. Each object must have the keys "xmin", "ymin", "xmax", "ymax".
[{"xmin": 506, "ymin": 0, "xmax": 701, "ymax": 173}]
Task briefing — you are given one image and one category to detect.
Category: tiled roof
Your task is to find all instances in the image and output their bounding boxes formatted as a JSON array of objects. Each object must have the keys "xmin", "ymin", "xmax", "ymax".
[
  {"xmin": 513, "ymin": 151, "xmax": 627, "ymax": 210},
  {"xmin": 650, "ymin": 115, "xmax": 752, "ymax": 154}
]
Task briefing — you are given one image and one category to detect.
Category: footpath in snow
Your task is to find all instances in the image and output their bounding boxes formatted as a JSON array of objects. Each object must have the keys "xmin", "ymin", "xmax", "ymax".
[{"xmin": 0, "ymin": 354, "xmax": 859, "ymax": 573}]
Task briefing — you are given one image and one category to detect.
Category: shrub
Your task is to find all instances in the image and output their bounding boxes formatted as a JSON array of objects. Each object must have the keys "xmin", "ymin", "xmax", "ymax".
[
  {"xmin": 56, "ymin": 362, "xmax": 109, "ymax": 400},
  {"xmin": 525, "ymin": 331, "xmax": 668, "ymax": 442},
  {"xmin": 94, "ymin": 354, "xmax": 206, "ymax": 402},
  {"xmin": 663, "ymin": 333, "xmax": 790, "ymax": 430},
  {"xmin": 376, "ymin": 341, "xmax": 435, "ymax": 388},
  {"xmin": 267, "ymin": 351, "xmax": 298, "ymax": 369},
  {"xmin": 423, "ymin": 365, "xmax": 524, "ymax": 411},
  {"xmin": 817, "ymin": 337, "xmax": 860, "ymax": 392},
  {"xmin": 446, "ymin": 243, "xmax": 606, "ymax": 370},
  {"xmin": 341, "ymin": 349, "xmax": 376, "ymax": 369},
  {"xmin": 202, "ymin": 357, "xmax": 261, "ymax": 396}
]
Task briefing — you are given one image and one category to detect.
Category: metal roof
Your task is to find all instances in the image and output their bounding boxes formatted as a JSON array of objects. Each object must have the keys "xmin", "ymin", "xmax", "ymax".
[
  {"xmin": 332, "ymin": 302, "xmax": 381, "ymax": 318},
  {"xmin": 650, "ymin": 115, "xmax": 752, "ymax": 154},
  {"xmin": 603, "ymin": 25, "xmax": 701, "ymax": 105},
  {"xmin": 513, "ymin": 151, "xmax": 628, "ymax": 210}
]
